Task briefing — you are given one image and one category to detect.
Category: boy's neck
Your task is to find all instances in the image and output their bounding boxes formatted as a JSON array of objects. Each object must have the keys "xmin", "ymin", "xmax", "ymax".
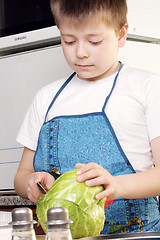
[{"xmin": 105, "ymin": 61, "xmax": 121, "ymax": 78}]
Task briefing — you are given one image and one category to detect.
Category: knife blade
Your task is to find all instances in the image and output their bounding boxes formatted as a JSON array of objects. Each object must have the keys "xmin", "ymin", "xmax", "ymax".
[{"xmin": 37, "ymin": 182, "xmax": 48, "ymax": 194}]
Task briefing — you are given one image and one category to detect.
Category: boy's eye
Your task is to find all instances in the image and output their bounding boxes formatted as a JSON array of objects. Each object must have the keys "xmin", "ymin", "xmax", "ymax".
[
  {"xmin": 90, "ymin": 40, "xmax": 102, "ymax": 45},
  {"xmin": 64, "ymin": 40, "xmax": 75, "ymax": 45}
]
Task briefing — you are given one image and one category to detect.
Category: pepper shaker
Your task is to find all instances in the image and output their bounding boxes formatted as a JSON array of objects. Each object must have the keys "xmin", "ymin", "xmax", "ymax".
[
  {"xmin": 9, "ymin": 207, "xmax": 37, "ymax": 240},
  {"xmin": 44, "ymin": 207, "xmax": 73, "ymax": 240}
]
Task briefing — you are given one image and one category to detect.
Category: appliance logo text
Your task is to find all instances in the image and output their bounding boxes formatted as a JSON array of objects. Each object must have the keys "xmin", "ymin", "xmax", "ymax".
[{"xmin": 14, "ymin": 36, "xmax": 27, "ymax": 41}]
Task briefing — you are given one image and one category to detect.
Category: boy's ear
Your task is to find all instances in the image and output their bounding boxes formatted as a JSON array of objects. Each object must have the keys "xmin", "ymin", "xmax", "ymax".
[{"xmin": 118, "ymin": 23, "xmax": 128, "ymax": 47}]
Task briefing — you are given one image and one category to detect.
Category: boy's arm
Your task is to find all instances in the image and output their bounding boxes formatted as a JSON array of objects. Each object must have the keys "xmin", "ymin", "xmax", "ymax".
[
  {"xmin": 14, "ymin": 147, "xmax": 35, "ymax": 199},
  {"xmin": 14, "ymin": 147, "xmax": 54, "ymax": 203},
  {"xmin": 115, "ymin": 136, "xmax": 160, "ymax": 199},
  {"xmin": 76, "ymin": 136, "xmax": 160, "ymax": 200}
]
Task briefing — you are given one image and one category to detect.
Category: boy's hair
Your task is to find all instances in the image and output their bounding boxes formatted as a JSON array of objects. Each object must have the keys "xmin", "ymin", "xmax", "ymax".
[{"xmin": 50, "ymin": 0, "xmax": 127, "ymax": 33}]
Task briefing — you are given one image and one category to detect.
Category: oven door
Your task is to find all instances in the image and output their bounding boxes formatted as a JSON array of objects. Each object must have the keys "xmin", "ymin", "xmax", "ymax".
[{"xmin": 0, "ymin": 0, "xmax": 60, "ymax": 54}]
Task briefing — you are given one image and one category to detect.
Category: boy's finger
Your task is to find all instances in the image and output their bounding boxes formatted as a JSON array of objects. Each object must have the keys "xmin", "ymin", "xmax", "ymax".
[{"xmin": 75, "ymin": 163, "xmax": 85, "ymax": 169}]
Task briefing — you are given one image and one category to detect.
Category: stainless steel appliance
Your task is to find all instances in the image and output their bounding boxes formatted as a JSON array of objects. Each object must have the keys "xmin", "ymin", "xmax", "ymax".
[{"xmin": 79, "ymin": 232, "xmax": 160, "ymax": 240}]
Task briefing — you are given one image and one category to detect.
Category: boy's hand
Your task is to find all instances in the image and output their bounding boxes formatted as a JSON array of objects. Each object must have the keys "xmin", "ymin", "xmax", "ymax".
[
  {"xmin": 75, "ymin": 162, "xmax": 119, "ymax": 200},
  {"xmin": 26, "ymin": 172, "xmax": 54, "ymax": 203}
]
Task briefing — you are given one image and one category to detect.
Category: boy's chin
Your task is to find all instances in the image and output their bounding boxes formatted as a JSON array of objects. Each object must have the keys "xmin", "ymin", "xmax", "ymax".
[{"xmin": 77, "ymin": 74, "xmax": 102, "ymax": 81}]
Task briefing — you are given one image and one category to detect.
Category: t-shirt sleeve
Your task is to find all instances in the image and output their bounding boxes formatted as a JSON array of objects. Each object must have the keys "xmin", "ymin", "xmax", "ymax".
[
  {"xmin": 16, "ymin": 89, "xmax": 44, "ymax": 151},
  {"xmin": 16, "ymin": 77, "xmax": 69, "ymax": 151},
  {"xmin": 145, "ymin": 74, "xmax": 160, "ymax": 141}
]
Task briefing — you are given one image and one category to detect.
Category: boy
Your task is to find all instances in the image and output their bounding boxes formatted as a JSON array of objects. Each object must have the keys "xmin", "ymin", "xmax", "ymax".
[{"xmin": 14, "ymin": 0, "xmax": 160, "ymax": 234}]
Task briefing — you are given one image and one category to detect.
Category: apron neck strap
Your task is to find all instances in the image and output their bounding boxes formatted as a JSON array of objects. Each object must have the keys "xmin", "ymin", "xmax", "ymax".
[
  {"xmin": 102, "ymin": 62, "xmax": 123, "ymax": 112},
  {"xmin": 44, "ymin": 72, "xmax": 76, "ymax": 123},
  {"xmin": 44, "ymin": 62, "xmax": 123, "ymax": 122}
]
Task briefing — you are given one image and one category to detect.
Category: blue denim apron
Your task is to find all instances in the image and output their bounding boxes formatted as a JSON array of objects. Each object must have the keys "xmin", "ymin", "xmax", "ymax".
[{"xmin": 34, "ymin": 63, "xmax": 160, "ymax": 234}]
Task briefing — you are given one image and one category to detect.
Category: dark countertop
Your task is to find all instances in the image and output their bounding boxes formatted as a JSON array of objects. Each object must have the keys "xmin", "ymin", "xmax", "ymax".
[{"xmin": 0, "ymin": 195, "xmax": 35, "ymax": 206}]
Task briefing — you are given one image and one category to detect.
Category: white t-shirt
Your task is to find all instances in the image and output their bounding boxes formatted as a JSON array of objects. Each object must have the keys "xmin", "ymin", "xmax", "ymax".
[{"xmin": 17, "ymin": 64, "xmax": 160, "ymax": 172}]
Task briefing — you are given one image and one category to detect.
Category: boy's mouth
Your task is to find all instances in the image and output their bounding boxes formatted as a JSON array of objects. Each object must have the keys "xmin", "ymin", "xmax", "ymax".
[{"xmin": 76, "ymin": 64, "xmax": 93, "ymax": 69}]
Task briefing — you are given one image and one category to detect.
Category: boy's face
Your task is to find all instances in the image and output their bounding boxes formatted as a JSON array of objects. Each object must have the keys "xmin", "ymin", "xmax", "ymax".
[{"xmin": 59, "ymin": 18, "xmax": 127, "ymax": 81}]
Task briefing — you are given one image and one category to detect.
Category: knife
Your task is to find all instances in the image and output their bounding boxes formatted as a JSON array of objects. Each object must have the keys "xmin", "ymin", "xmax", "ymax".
[{"xmin": 37, "ymin": 182, "xmax": 48, "ymax": 194}]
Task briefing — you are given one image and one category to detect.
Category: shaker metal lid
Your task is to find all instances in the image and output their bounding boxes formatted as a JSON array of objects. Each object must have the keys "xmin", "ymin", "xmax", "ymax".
[
  {"xmin": 44, "ymin": 207, "xmax": 73, "ymax": 225},
  {"xmin": 9, "ymin": 207, "xmax": 37, "ymax": 225}
]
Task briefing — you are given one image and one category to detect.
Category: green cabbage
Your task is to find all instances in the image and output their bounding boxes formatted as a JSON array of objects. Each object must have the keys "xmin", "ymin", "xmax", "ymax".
[{"xmin": 36, "ymin": 169, "xmax": 105, "ymax": 239}]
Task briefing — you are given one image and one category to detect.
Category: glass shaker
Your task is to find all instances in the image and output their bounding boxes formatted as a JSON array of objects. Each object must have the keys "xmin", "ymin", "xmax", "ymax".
[
  {"xmin": 44, "ymin": 207, "xmax": 73, "ymax": 240},
  {"xmin": 9, "ymin": 207, "xmax": 37, "ymax": 240}
]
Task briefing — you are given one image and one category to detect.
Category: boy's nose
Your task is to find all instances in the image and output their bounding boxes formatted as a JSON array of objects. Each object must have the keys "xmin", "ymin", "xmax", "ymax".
[{"xmin": 76, "ymin": 43, "xmax": 89, "ymax": 58}]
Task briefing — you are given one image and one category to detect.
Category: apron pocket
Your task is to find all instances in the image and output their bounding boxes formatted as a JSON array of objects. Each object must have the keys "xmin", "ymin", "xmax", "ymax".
[{"xmin": 105, "ymin": 199, "xmax": 128, "ymax": 226}]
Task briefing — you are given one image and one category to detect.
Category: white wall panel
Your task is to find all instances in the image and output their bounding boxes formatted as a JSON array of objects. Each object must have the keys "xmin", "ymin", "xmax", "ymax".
[
  {"xmin": 127, "ymin": 0, "xmax": 160, "ymax": 40},
  {"xmin": 118, "ymin": 41, "xmax": 160, "ymax": 76}
]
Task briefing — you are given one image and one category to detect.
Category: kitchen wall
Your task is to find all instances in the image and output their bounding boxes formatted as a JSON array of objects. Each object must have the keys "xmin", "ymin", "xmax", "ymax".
[
  {"xmin": 120, "ymin": 0, "xmax": 160, "ymax": 75},
  {"xmin": 118, "ymin": 41, "xmax": 160, "ymax": 76}
]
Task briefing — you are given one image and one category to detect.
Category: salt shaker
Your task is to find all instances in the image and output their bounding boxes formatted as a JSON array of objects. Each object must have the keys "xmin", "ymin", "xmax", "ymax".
[
  {"xmin": 44, "ymin": 207, "xmax": 73, "ymax": 240},
  {"xmin": 9, "ymin": 207, "xmax": 37, "ymax": 240}
]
